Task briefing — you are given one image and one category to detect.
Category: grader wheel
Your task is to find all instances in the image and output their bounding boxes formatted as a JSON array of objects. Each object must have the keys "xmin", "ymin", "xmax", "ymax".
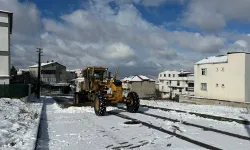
[
  {"xmin": 94, "ymin": 94, "xmax": 106, "ymax": 116},
  {"xmin": 126, "ymin": 92, "xmax": 140, "ymax": 113}
]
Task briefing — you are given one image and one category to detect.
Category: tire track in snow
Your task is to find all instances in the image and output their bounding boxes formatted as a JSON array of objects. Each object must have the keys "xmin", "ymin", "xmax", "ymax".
[
  {"xmin": 108, "ymin": 111, "xmax": 222, "ymax": 150},
  {"xmin": 117, "ymin": 107, "xmax": 250, "ymax": 142},
  {"xmin": 140, "ymin": 104, "xmax": 250, "ymax": 125}
]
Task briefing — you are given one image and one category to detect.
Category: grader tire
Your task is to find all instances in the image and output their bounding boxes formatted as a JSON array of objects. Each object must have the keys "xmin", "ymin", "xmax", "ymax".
[
  {"xmin": 126, "ymin": 92, "xmax": 140, "ymax": 113},
  {"xmin": 94, "ymin": 94, "xmax": 106, "ymax": 116}
]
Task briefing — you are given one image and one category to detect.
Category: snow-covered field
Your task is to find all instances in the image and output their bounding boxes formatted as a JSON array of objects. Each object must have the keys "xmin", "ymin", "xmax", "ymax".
[
  {"xmin": 0, "ymin": 98, "xmax": 43, "ymax": 149},
  {"xmin": 36, "ymin": 97, "xmax": 250, "ymax": 150},
  {"xmin": 2, "ymin": 96, "xmax": 249, "ymax": 150},
  {"xmin": 141, "ymin": 100, "xmax": 250, "ymax": 120}
]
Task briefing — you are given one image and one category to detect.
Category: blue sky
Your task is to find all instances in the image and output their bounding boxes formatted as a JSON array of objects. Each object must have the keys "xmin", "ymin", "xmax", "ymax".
[{"xmin": 2, "ymin": 0, "xmax": 250, "ymax": 77}]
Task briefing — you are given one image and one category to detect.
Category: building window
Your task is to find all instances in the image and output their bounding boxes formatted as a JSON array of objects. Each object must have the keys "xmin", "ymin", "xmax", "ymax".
[
  {"xmin": 169, "ymin": 81, "xmax": 171, "ymax": 85},
  {"xmin": 162, "ymin": 86, "xmax": 164, "ymax": 89},
  {"xmin": 201, "ymin": 68, "xmax": 207, "ymax": 75},
  {"xmin": 201, "ymin": 83, "xmax": 207, "ymax": 91},
  {"xmin": 173, "ymin": 74, "xmax": 175, "ymax": 77},
  {"xmin": 166, "ymin": 82, "xmax": 168, "ymax": 85},
  {"xmin": 177, "ymin": 81, "xmax": 180, "ymax": 86},
  {"xmin": 179, "ymin": 88, "xmax": 182, "ymax": 92},
  {"xmin": 169, "ymin": 74, "xmax": 171, "ymax": 77},
  {"xmin": 160, "ymin": 74, "xmax": 162, "ymax": 77},
  {"xmin": 222, "ymin": 84, "xmax": 225, "ymax": 88},
  {"xmin": 164, "ymin": 74, "xmax": 166, "ymax": 77},
  {"xmin": 216, "ymin": 84, "xmax": 218, "ymax": 87}
]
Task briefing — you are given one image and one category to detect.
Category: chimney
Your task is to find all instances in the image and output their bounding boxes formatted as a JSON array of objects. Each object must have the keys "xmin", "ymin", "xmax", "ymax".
[{"xmin": 51, "ymin": 60, "xmax": 54, "ymax": 62}]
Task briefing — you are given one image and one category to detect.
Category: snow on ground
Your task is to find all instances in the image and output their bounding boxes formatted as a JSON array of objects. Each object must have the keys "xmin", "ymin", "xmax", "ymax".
[
  {"xmin": 140, "ymin": 100, "xmax": 250, "ymax": 120},
  {"xmin": 115, "ymin": 106, "xmax": 250, "ymax": 150},
  {"xmin": 37, "ymin": 97, "xmax": 202, "ymax": 150},
  {"xmin": 0, "ymin": 98, "xmax": 43, "ymax": 150}
]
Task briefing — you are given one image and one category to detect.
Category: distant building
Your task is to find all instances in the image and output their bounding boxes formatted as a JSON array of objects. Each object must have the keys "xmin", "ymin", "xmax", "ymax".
[
  {"xmin": 0, "ymin": 10, "xmax": 13, "ymax": 84},
  {"xmin": 66, "ymin": 70, "xmax": 77, "ymax": 82},
  {"xmin": 121, "ymin": 75, "xmax": 155, "ymax": 98},
  {"xmin": 195, "ymin": 52, "xmax": 250, "ymax": 103},
  {"xmin": 158, "ymin": 70, "xmax": 194, "ymax": 99},
  {"xmin": 17, "ymin": 69, "xmax": 29, "ymax": 75},
  {"xmin": 29, "ymin": 61, "xmax": 67, "ymax": 84}
]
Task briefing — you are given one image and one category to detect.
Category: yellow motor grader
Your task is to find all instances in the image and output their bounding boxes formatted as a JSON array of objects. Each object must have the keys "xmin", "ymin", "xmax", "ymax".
[{"xmin": 74, "ymin": 66, "xmax": 140, "ymax": 116}]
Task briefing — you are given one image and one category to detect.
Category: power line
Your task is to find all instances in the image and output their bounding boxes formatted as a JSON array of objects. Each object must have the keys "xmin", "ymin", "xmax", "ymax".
[{"xmin": 10, "ymin": 44, "xmax": 23, "ymax": 51}]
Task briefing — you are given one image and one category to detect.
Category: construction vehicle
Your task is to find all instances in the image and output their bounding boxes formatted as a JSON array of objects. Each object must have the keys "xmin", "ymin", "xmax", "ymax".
[{"xmin": 74, "ymin": 66, "xmax": 140, "ymax": 116}]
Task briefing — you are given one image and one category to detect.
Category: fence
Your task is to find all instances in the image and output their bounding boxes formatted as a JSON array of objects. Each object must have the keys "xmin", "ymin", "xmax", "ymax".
[{"xmin": 0, "ymin": 84, "xmax": 30, "ymax": 98}]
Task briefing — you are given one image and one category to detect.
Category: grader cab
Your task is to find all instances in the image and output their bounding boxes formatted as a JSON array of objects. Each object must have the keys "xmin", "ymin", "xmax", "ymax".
[{"xmin": 74, "ymin": 66, "xmax": 140, "ymax": 116}]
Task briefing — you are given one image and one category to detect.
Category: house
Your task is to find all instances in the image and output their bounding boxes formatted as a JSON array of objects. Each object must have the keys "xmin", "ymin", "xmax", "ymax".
[
  {"xmin": 121, "ymin": 75, "xmax": 155, "ymax": 98},
  {"xmin": 194, "ymin": 52, "xmax": 250, "ymax": 103},
  {"xmin": 29, "ymin": 61, "xmax": 67, "ymax": 84},
  {"xmin": 158, "ymin": 70, "xmax": 194, "ymax": 99},
  {"xmin": 17, "ymin": 69, "xmax": 29, "ymax": 75},
  {"xmin": 66, "ymin": 70, "xmax": 77, "ymax": 82},
  {"xmin": 0, "ymin": 10, "xmax": 13, "ymax": 85}
]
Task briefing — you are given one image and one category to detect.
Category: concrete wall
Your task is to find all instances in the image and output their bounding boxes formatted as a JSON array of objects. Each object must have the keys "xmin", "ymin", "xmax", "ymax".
[
  {"xmin": 0, "ymin": 12, "xmax": 10, "ymax": 84},
  {"xmin": 180, "ymin": 95, "xmax": 250, "ymax": 108},
  {"xmin": 195, "ymin": 53, "xmax": 246, "ymax": 102},
  {"xmin": 245, "ymin": 54, "xmax": 250, "ymax": 102},
  {"xmin": 128, "ymin": 81, "xmax": 155, "ymax": 98}
]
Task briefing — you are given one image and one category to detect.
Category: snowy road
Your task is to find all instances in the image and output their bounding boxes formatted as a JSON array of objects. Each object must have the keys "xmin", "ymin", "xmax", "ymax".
[{"xmin": 36, "ymin": 97, "xmax": 250, "ymax": 150}]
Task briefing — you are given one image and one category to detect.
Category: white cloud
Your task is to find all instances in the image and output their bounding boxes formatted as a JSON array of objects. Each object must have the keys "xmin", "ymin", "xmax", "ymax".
[
  {"xmin": 235, "ymin": 40, "xmax": 248, "ymax": 48},
  {"xmin": 182, "ymin": 0, "xmax": 250, "ymax": 32},
  {"xmin": 165, "ymin": 31, "xmax": 225, "ymax": 53},
  {"xmin": 125, "ymin": 61, "xmax": 137, "ymax": 66},
  {"xmin": 102, "ymin": 43, "xmax": 136, "ymax": 60},
  {"xmin": 0, "ymin": 0, "xmax": 239, "ymax": 76}
]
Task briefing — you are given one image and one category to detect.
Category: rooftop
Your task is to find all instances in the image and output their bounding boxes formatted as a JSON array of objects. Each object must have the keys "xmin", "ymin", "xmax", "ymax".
[
  {"xmin": 121, "ymin": 75, "xmax": 155, "ymax": 82},
  {"xmin": 29, "ymin": 62, "xmax": 56, "ymax": 68},
  {"xmin": 195, "ymin": 55, "xmax": 228, "ymax": 65},
  {"xmin": 195, "ymin": 51, "xmax": 250, "ymax": 65}
]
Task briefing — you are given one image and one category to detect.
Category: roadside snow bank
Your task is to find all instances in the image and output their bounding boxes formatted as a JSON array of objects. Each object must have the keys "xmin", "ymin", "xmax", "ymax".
[
  {"xmin": 0, "ymin": 98, "xmax": 43, "ymax": 150},
  {"xmin": 140, "ymin": 100, "xmax": 250, "ymax": 120},
  {"xmin": 52, "ymin": 102, "xmax": 118, "ymax": 114}
]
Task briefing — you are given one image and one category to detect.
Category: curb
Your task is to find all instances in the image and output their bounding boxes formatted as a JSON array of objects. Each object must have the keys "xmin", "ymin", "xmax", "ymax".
[{"xmin": 33, "ymin": 99, "xmax": 44, "ymax": 150}]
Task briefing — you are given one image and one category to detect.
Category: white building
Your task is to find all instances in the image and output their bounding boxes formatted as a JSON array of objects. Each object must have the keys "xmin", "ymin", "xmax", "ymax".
[
  {"xmin": 194, "ymin": 52, "xmax": 250, "ymax": 103},
  {"xmin": 158, "ymin": 70, "xmax": 194, "ymax": 98},
  {"xmin": 121, "ymin": 75, "xmax": 155, "ymax": 98},
  {"xmin": 0, "ymin": 10, "xmax": 13, "ymax": 84}
]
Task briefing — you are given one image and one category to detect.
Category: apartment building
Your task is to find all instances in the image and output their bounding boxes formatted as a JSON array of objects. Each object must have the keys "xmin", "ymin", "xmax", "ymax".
[
  {"xmin": 0, "ymin": 10, "xmax": 13, "ymax": 84},
  {"xmin": 121, "ymin": 75, "xmax": 155, "ymax": 98},
  {"xmin": 29, "ymin": 61, "xmax": 67, "ymax": 84},
  {"xmin": 194, "ymin": 52, "xmax": 250, "ymax": 103},
  {"xmin": 158, "ymin": 70, "xmax": 194, "ymax": 98}
]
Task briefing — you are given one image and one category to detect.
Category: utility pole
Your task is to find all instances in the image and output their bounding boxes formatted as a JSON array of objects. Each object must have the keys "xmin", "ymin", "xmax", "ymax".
[{"xmin": 36, "ymin": 48, "xmax": 43, "ymax": 99}]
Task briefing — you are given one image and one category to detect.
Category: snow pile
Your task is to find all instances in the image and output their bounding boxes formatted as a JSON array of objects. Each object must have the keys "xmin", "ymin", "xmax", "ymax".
[
  {"xmin": 52, "ymin": 102, "xmax": 118, "ymax": 114},
  {"xmin": 0, "ymin": 98, "xmax": 42, "ymax": 150},
  {"xmin": 140, "ymin": 100, "xmax": 250, "ymax": 120}
]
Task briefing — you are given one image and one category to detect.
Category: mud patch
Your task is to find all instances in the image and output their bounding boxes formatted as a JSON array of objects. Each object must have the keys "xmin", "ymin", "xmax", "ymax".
[{"xmin": 124, "ymin": 120, "xmax": 141, "ymax": 125}]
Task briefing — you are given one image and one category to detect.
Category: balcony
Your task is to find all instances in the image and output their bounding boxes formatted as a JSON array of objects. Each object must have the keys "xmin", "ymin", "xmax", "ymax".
[{"xmin": 186, "ymin": 87, "xmax": 194, "ymax": 92}]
